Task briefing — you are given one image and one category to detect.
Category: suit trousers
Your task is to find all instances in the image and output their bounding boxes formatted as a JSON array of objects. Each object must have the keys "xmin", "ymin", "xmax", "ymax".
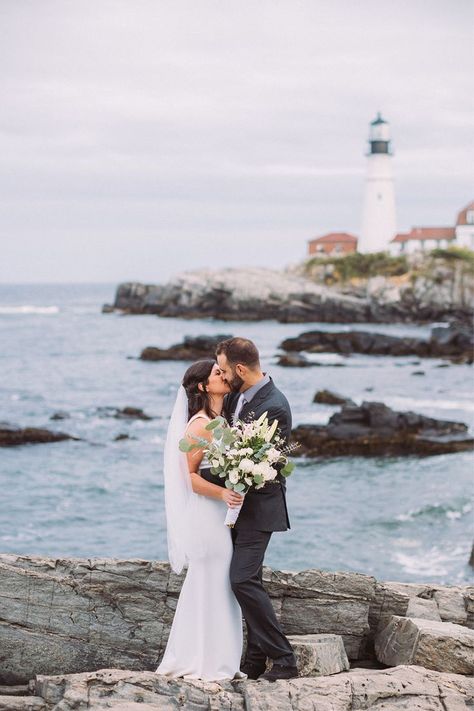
[{"xmin": 230, "ymin": 526, "xmax": 296, "ymax": 667}]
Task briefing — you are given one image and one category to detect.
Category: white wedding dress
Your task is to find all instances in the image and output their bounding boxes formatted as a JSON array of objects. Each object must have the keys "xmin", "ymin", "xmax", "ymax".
[{"xmin": 156, "ymin": 413, "xmax": 245, "ymax": 681}]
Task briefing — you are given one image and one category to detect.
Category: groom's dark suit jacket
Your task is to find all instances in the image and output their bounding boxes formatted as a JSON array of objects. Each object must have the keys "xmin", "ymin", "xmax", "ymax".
[{"xmin": 223, "ymin": 378, "xmax": 291, "ymax": 532}]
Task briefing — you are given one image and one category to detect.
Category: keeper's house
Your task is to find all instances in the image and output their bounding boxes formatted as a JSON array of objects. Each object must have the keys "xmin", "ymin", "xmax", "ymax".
[
  {"xmin": 389, "ymin": 200, "xmax": 474, "ymax": 255},
  {"xmin": 308, "ymin": 232, "xmax": 358, "ymax": 257}
]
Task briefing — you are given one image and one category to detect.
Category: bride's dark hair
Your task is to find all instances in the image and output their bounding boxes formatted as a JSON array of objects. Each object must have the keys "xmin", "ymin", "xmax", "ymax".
[{"xmin": 182, "ymin": 359, "xmax": 217, "ymax": 420}]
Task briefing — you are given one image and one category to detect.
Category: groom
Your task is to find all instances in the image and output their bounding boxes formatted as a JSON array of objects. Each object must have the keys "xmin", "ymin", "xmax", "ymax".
[{"xmin": 216, "ymin": 337, "xmax": 298, "ymax": 682}]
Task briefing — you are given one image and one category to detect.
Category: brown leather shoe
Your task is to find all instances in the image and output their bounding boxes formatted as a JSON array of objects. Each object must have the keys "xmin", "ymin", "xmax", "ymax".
[{"xmin": 258, "ymin": 663, "xmax": 298, "ymax": 682}]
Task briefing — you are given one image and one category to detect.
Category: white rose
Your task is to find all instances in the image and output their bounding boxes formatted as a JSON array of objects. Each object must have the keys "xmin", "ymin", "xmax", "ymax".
[
  {"xmin": 252, "ymin": 462, "xmax": 266, "ymax": 478},
  {"xmin": 229, "ymin": 469, "xmax": 240, "ymax": 485},
  {"xmin": 239, "ymin": 458, "xmax": 255, "ymax": 473},
  {"xmin": 244, "ymin": 476, "xmax": 253, "ymax": 486},
  {"xmin": 254, "ymin": 461, "xmax": 277, "ymax": 481},
  {"xmin": 263, "ymin": 465, "xmax": 278, "ymax": 481},
  {"xmin": 266, "ymin": 447, "xmax": 280, "ymax": 463}
]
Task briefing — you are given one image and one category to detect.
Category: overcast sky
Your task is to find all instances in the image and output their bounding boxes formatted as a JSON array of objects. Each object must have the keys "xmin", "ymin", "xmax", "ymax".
[{"xmin": 0, "ymin": 0, "xmax": 473, "ymax": 284}]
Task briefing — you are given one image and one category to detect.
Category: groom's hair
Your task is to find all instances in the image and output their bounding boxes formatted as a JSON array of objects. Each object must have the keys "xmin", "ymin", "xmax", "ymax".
[{"xmin": 215, "ymin": 337, "xmax": 260, "ymax": 370}]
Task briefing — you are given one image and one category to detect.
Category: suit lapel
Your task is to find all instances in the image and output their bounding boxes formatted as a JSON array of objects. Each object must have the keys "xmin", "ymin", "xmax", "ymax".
[{"xmin": 239, "ymin": 379, "xmax": 275, "ymax": 421}]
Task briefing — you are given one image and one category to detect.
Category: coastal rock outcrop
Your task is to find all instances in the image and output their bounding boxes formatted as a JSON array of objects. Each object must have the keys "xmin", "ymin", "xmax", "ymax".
[
  {"xmin": 1, "ymin": 554, "xmax": 473, "ymax": 692},
  {"xmin": 294, "ymin": 249, "xmax": 474, "ymax": 323},
  {"xmin": 292, "ymin": 401, "xmax": 474, "ymax": 456},
  {"xmin": 375, "ymin": 615, "xmax": 474, "ymax": 675},
  {"xmin": 284, "ymin": 633, "xmax": 350, "ymax": 677},
  {"xmin": 140, "ymin": 334, "xmax": 232, "ymax": 361},
  {"xmin": 0, "ymin": 424, "xmax": 77, "ymax": 447},
  {"xmin": 104, "ymin": 252, "xmax": 474, "ymax": 324},
  {"xmin": 280, "ymin": 322, "xmax": 474, "ymax": 363},
  {"xmin": 18, "ymin": 664, "xmax": 473, "ymax": 710},
  {"xmin": 106, "ymin": 269, "xmax": 371, "ymax": 323}
]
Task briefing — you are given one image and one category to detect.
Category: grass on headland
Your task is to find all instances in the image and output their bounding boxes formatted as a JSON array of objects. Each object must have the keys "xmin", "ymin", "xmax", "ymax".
[
  {"xmin": 430, "ymin": 246, "xmax": 474, "ymax": 264},
  {"xmin": 303, "ymin": 251, "xmax": 410, "ymax": 281},
  {"xmin": 303, "ymin": 247, "xmax": 474, "ymax": 282}
]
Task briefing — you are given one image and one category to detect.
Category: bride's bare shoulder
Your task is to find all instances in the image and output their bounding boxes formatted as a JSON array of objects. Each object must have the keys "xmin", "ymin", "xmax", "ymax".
[{"xmin": 184, "ymin": 413, "xmax": 212, "ymax": 441}]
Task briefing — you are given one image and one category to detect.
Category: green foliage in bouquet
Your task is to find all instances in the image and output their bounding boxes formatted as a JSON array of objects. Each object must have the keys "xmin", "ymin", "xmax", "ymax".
[{"xmin": 179, "ymin": 411, "xmax": 297, "ymax": 494}]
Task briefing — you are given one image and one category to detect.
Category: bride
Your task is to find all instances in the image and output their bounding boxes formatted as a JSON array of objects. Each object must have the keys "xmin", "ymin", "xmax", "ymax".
[{"xmin": 156, "ymin": 359, "xmax": 246, "ymax": 681}]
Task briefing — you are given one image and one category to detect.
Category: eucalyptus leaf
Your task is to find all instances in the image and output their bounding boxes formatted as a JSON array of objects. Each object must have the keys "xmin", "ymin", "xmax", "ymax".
[
  {"xmin": 222, "ymin": 429, "xmax": 235, "ymax": 445},
  {"xmin": 205, "ymin": 417, "xmax": 224, "ymax": 430},
  {"xmin": 253, "ymin": 474, "xmax": 264, "ymax": 485},
  {"xmin": 234, "ymin": 483, "xmax": 246, "ymax": 493},
  {"xmin": 225, "ymin": 480, "xmax": 233, "ymax": 489},
  {"xmin": 281, "ymin": 461, "xmax": 295, "ymax": 476},
  {"xmin": 179, "ymin": 439, "xmax": 193, "ymax": 452}
]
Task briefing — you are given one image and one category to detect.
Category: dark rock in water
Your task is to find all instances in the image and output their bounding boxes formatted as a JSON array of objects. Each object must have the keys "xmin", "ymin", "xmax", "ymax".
[
  {"xmin": 0, "ymin": 424, "xmax": 77, "ymax": 447},
  {"xmin": 280, "ymin": 323, "xmax": 474, "ymax": 363},
  {"xmin": 431, "ymin": 321, "xmax": 473, "ymax": 353},
  {"xmin": 277, "ymin": 354, "xmax": 346, "ymax": 368},
  {"xmin": 469, "ymin": 544, "xmax": 474, "ymax": 568},
  {"xmin": 102, "ymin": 304, "xmax": 114, "ymax": 313},
  {"xmin": 96, "ymin": 407, "xmax": 153, "ymax": 421},
  {"xmin": 115, "ymin": 407, "xmax": 152, "ymax": 421},
  {"xmin": 313, "ymin": 390, "xmax": 355, "ymax": 406},
  {"xmin": 277, "ymin": 353, "xmax": 315, "ymax": 368},
  {"xmin": 114, "ymin": 433, "xmax": 136, "ymax": 441},
  {"xmin": 140, "ymin": 334, "xmax": 232, "ymax": 361},
  {"xmin": 411, "ymin": 371, "xmax": 425, "ymax": 376},
  {"xmin": 50, "ymin": 411, "xmax": 70, "ymax": 421},
  {"xmin": 291, "ymin": 401, "xmax": 474, "ymax": 457}
]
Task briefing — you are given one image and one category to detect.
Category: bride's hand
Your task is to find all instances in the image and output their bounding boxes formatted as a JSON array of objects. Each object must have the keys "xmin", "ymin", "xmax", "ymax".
[{"xmin": 221, "ymin": 490, "xmax": 244, "ymax": 508}]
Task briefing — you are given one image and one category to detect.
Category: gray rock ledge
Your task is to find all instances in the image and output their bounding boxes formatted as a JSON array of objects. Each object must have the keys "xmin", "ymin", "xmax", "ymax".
[
  {"xmin": 1, "ymin": 554, "xmax": 473, "ymax": 690},
  {"xmin": 21, "ymin": 664, "xmax": 474, "ymax": 710}
]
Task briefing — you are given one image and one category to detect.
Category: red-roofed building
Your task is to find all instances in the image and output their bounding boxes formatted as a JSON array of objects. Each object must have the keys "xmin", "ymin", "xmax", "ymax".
[
  {"xmin": 390, "ymin": 227, "xmax": 455, "ymax": 254},
  {"xmin": 390, "ymin": 201, "xmax": 474, "ymax": 255},
  {"xmin": 308, "ymin": 232, "xmax": 358, "ymax": 256}
]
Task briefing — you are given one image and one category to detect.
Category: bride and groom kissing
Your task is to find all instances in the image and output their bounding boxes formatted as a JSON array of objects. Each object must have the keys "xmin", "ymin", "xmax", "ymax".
[{"xmin": 156, "ymin": 337, "xmax": 298, "ymax": 682}]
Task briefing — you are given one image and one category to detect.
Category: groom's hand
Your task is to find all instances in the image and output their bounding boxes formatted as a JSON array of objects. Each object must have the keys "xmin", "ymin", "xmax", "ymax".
[{"xmin": 222, "ymin": 490, "xmax": 244, "ymax": 508}]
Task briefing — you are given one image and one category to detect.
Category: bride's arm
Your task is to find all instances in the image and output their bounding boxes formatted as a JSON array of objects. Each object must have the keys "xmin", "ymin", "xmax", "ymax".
[{"xmin": 183, "ymin": 419, "xmax": 243, "ymax": 508}]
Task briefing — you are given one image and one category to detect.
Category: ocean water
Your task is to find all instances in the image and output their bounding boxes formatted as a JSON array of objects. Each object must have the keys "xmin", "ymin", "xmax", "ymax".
[{"xmin": 0, "ymin": 283, "xmax": 473, "ymax": 585}]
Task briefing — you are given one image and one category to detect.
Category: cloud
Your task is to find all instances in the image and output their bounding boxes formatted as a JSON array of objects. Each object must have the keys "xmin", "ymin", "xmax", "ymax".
[{"xmin": 0, "ymin": 0, "xmax": 472, "ymax": 282}]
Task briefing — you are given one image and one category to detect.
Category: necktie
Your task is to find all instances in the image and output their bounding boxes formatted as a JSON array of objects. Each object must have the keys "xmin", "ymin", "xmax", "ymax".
[{"xmin": 232, "ymin": 394, "xmax": 246, "ymax": 425}]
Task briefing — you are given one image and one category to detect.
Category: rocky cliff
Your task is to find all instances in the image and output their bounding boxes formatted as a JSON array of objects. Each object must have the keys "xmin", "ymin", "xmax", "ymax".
[
  {"xmin": 103, "ymin": 251, "xmax": 474, "ymax": 324},
  {"xmin": 293, "ymin": 249, "xmax": 474, "ymax": 324},
  {"xmin": 0, "ymin": 554, "xmax": 473, "ymax": 710}
]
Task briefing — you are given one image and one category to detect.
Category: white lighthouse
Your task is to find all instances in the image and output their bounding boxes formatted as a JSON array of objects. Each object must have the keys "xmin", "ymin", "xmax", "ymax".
[{"xmin": 359, "ymin": 113, "xmax": 397, "ymax": 253}]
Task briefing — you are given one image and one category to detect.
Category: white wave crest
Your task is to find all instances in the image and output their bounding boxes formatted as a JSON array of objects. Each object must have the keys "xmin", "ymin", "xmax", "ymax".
[{"xmin": 0, "ymin": 305, "xmax": 59, "ymax": 315}]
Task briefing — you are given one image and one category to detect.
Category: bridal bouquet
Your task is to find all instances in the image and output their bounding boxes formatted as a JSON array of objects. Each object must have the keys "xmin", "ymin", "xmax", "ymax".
[{"xmin": 179, "ymin": 411, "xmax": 296, "ymax": 527}]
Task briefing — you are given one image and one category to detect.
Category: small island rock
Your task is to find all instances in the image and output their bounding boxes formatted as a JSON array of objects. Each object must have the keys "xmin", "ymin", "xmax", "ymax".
[
  {"xmin": 291, "ymin": 401, "xmax": 474, "ymax": 457},
  {"xmin": 280, "ymin": 323, "xmax": 474, "ymax": 363},
  {"xmin": 0, "ymin": 424, "xmax": 77, "ymax": 447},
  {"xmin": 140, "ymin": 334, "xmax": 232, "ymax": 361},
  {"xmin": 313, "ymin": 390, "xmax": 355, "ymax": 406}
]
